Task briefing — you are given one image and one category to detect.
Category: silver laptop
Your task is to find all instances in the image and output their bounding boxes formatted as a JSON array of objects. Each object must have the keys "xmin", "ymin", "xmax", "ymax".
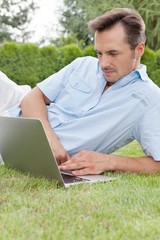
[{"xmin": 0, "ymin": 116, "xmax": 115, "ymax": 187}]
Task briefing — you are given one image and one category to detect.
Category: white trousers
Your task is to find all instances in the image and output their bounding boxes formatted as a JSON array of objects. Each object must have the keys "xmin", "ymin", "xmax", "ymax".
[
  {"xmin": 0, "ymin": 71, "xmax": 31, "ymax": 115},
  {"xmin": 0, "ymin": 71, "xmax": 31, "ymax": 164}
]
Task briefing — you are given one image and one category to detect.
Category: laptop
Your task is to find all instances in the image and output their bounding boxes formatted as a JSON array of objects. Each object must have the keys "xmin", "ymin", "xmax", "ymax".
[{"xmin": 0, "ymin": 116, "xmax": 115, "ymax": 187}]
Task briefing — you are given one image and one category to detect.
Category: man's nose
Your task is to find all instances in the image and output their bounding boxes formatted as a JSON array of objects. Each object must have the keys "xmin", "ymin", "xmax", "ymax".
[{"xmin": 100, "ymin": 55, "xmax": 111, "ymax": 68}]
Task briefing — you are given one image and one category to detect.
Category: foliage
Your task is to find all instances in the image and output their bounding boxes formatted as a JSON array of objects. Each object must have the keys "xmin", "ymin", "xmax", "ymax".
[
  {"xmin": 60, "ymin": 0, "xmax": 160, "ymax": 50},
  {"xmin": 51, "ymin": 34, "xmax": 85, "ymax": 48},
  {"xmin": 0, "ymin": 42, "xmax": 41, "ymax": 87},
  {"xmin": 151, "ymin": 50, "xmax": 160, "ymax": 87},
  {"xmin": 141, "ymin": 47, "xmax": 157, "ymax": 83},
  {"xmin": 0, "ymin": 0, "xmax": 37, "ymax": 43},
  {"xmin": 60, "ymin": 0, "xmax": 91, "ymax": 45},
  {"xmin": 83, "ymin": 44, "xmax": 96, "ymax": 57},
  {"xmin": 39, "ymin": 45, "xmax": 60, "ymax": 81},
  {"xmin": 131, "ymin": 0, "xmax": 160, "ymax": 51},
  {"xmin": 58, "ymin": 44, "xmax": 83, "ymax": 68}
]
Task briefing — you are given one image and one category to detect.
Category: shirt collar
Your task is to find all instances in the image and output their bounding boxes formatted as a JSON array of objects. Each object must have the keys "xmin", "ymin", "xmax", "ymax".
[
  {"xmin": 112, "ymin": 64, "xmax": 149, "ymax": 88},
  {"xmin": 120, "ymin": 64, "xmax": 149, "ymax": 84},
  {"xmin": 134, "ymin": 64, "xmax": 149, "ymax": 82}
]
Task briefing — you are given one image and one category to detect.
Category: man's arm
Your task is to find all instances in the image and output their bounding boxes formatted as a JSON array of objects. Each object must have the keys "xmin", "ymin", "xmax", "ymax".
[
  {"xmin": 59, "ymin": 150, "xmax": 160, "ymax": 175},
  {"xmin": 20, "ymin": 86, "xmax": 69, "ymax": 164}
]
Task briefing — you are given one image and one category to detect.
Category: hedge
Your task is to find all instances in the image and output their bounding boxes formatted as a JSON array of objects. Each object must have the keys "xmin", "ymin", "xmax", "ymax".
[
  {"xmin": 0, "ymin": 42, "xmax": 160, "ymax": 87},
  {"xmin": 0, "ymin": 42, "xmax": 41, "ymax": 87},
  {"xmin": 83, "ymin": 44, "xmax": 96, "ymax": 57},
  {"xmin": 39, "ymin": 45, "xmax": 59, "ymax": 81},
  {"xmin": 58, "ymin": 44, "xmax": 83, "ymax": 68}
]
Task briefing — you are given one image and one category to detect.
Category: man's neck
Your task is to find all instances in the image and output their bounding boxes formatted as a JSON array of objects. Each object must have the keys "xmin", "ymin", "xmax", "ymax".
[{"xmin": 102, "ymin": 81, "xmax": 114, "ymax": 94}]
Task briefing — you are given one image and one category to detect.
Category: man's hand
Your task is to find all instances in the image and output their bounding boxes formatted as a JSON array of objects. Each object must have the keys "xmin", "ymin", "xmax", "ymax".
[
  {"xmin": 59, "ymin": 150, "xmax": 160, "ymax": 175},
  {"xmin": 59, "ymin": 150, "xmax": 112, "ymax": 175},
  {"xmin": 45, "ymin": 128, "xmax": 70, "ymax": 165},
  {"xmin": 50, "ymin": 140, "xmax": 69, "ymax": 165}
]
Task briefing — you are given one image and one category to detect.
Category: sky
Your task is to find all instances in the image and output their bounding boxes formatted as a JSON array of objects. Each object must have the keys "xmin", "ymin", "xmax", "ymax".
[{"xmin": 29, "ymin": 0, "xmax": 64, "ymax": 44}]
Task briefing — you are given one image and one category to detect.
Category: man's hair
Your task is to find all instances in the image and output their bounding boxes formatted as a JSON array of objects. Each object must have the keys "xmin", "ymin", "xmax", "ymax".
[{"xmin": 88, "ymin": 8, "xmax": 146, "ymax": 50}]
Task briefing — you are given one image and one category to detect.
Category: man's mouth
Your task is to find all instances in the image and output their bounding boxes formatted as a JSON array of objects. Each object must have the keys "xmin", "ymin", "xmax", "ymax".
[{"xmin": 103, "ymin": 68, "xmax": 115, "ymax": 75}]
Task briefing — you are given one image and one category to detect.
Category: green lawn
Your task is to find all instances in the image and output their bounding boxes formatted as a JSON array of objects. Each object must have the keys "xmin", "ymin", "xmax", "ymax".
[{"xmin": 0, "ymin": 141, "xmax": 160, "ymax": 240}]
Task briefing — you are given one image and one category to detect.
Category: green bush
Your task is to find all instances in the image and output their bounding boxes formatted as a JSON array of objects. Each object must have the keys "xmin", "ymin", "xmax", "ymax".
[
  {"xmin": 58, "ymin": 44, "xmax": 83, "ymax": 68},
  {"xmin": 39, "ymin": 45, "xmax": 59, "ymax": 81},
  {"xmin": 152, "ymin": 49, "xmax": 160, "ymax": 87},
  {"xmin": 0, "ymin": 42, "xmax": 20, "ymax": 83},
  {"xmin": 0, "ymin": 42, "xmax": 41, "ymax": 87},
  {"xmin": 83, "ymin": 44, "xmax": 96, "ymax": 57},
  {"xmin": 141, "ymin": 47, "xmax": 159, "ymax": 85}
]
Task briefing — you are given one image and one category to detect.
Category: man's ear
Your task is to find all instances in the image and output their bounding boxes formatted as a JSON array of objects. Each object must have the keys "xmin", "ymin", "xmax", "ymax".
[{"xmin": 136, "ymin": 42, "xmax": 145, "ymax": 58}]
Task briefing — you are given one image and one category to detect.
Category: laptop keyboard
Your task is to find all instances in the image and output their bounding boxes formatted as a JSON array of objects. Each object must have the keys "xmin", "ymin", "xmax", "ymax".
[{"xmin": 61, "ymin": 173, "xmax": 89, "ymax": 184}]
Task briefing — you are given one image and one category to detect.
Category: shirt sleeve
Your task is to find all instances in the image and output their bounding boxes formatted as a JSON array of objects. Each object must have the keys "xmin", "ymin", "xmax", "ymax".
[
  {"xmin": 37, "ymin": 58, "xmax": 81, "ymax": 102},
  {"xmin": 133, "ymin": 102, "xmax": 160, "ymax": 161}
]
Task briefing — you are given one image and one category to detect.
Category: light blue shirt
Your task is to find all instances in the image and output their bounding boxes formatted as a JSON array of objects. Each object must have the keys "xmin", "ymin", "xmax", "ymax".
[{"xmin": 10, "ymin": 56, "xmax": 160, "ymax": 160}]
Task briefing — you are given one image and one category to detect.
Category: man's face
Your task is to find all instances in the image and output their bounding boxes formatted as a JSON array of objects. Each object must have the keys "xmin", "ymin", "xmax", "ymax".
[{"xmin": 94, "ymin": 23, "xmax": 144, "ymax": 84}]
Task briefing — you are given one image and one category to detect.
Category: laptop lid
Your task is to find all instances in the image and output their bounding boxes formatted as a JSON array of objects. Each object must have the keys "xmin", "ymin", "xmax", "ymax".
[
  {"xmin": 0, "ymin": 116, "xmax": 66, "ymax": 186},
  {"xmin": 0, "ymin": 117, "xmax": 115, "ymax": 187}
]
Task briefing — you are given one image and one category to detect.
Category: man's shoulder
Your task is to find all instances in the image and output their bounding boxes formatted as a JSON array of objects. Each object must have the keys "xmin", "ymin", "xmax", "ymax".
[
  {"xmin": 73, "ymin": 56, "xmax": 99, "ymax": 66},
  {"xmin": 70, "ymin": 56, "xmax": 100, "ymax": 76},
  {"xmin": 133, "ymin": 79, "xmax": 160, "ymax": 109}
]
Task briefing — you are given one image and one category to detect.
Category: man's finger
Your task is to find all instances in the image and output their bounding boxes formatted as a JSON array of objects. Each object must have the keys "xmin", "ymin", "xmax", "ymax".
[{"xmin": 72, "ymin": 167, "xmax": 94, "ymax": 176}]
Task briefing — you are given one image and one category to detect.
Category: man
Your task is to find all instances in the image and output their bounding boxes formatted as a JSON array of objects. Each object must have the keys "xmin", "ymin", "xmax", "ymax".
[{"xmin": 2, "ymin": 8, "xmax": 160, "ymax": 175}]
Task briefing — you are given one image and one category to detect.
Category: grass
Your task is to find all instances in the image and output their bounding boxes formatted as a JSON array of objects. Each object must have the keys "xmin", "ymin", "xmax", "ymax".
[{"xmin": 0, "ymin": 141, "xmax": 160, "ymax": 240}]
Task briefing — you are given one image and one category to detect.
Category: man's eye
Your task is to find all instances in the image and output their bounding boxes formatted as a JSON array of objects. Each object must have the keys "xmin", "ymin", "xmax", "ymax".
[
  {"xmin": 96, "ymin": 52, "xmax": 102, "ymax": 57},
  {"xmin": 109, "ymin": 52, "xmax": 119, "ymax": 56}
]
